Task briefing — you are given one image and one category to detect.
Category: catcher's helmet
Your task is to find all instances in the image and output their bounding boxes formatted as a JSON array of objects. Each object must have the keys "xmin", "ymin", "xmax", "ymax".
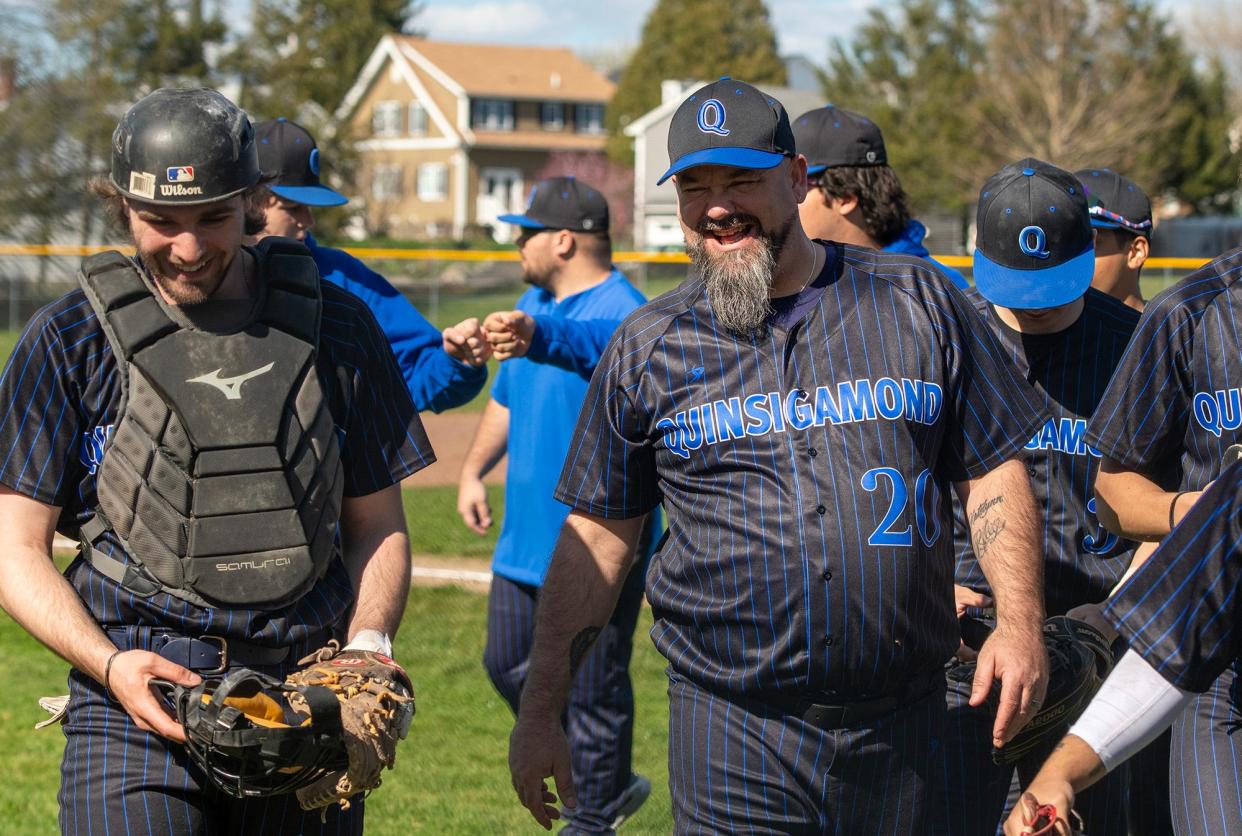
[{"xmin": 110, "ymin": 87, "xmax": 260, "ymax": 207}]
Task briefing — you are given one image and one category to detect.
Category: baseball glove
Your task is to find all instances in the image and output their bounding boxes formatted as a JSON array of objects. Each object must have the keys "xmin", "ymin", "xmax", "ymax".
[
  {"xmin": 158, "ymin": 667, "xmax": 349, "ymax": 799},
  {"xmin": 948, "ymin": 615, "xmax": 1113, "ymax": 766},
  {"xmin": 283, "ymin": 641, "xmax": 415, "ymax": 812}
]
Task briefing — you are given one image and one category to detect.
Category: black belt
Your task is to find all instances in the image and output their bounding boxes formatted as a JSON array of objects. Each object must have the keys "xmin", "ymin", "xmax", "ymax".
[
  {"xmin": 107, "ymin": 628, "xmax": 290, "ymax": 674},
  {"xmin": 792, "ymin": 671, "xmax": 944, "ymax": 730}
]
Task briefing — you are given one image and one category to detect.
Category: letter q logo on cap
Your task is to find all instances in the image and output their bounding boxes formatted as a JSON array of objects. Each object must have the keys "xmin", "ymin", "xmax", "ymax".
[
  {"xmin": 696, "ymin": 99, "xmax": 730, "ymax": 137},
  {"xmin": 1018, "ymin": 225, "xmax": 1051, "ymax": 259}
]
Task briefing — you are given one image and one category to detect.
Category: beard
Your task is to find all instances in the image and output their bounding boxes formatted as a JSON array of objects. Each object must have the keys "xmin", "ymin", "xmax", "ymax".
[
  {"xmin": 139, "ymin": 251, "xmax": 231, "ymax": 306},
  {"xmin": 685, "ymin": 211, "xmax": 797, "ymax": 338}
]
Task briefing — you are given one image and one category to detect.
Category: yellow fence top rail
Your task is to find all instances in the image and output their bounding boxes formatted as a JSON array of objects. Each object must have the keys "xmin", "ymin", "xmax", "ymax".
[{"xmin": 0, "ymin": 243, "xmax": 1212, "ymax": 271}]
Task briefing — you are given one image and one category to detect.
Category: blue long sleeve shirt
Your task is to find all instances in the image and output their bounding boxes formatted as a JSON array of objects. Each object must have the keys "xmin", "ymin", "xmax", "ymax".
[
  {"xmin": 884, "ymin": 219, "xmax": 969, "ymax": 290},
  {"xmin": 306, "ymin": 234, "xmax": 487, "ymax": 412}
]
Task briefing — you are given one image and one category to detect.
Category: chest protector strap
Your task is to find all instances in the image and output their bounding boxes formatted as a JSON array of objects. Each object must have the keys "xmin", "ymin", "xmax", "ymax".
[{"xmin": 77, "ymin": 239, "xmax": 344, "ymax": 610}]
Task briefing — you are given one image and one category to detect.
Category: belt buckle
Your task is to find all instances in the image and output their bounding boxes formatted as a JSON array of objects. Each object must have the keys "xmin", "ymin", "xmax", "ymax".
[{"xmin": 199, "ymin": 635, "xmax": 229, "ymax": 675}]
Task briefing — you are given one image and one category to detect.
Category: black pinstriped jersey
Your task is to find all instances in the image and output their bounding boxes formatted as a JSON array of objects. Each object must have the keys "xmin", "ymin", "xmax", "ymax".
[
  {"xmin": 554, "ymin": 241, "xmax": 1045, "ymax": 698},
  {"xmin": 1105, "ymin": 459, "xmax": 1242, "ymax": 693},
  {"xmin": 0, "ymin": 273, "xmax": 434, "ymax": 645},
  {"xmin": 954, "ymin": 288, "xmax": 1140, "ymax": 615},
  {"xmin": 1087, "ymin": 247, "xmax": 1242, "ymax": 491}
]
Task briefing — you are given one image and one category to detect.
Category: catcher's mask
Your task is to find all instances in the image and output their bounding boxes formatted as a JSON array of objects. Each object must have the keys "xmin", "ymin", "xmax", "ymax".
[{"xmin": 155, "ymin": 667, "xmax": 348, "ymax": 798}]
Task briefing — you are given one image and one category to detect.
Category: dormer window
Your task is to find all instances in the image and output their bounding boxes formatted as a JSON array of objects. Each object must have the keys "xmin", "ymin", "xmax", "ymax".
[
  {"xmin": 541, "ymin": 102, "xmax": 565, "ymax": 131},
  {"xmin": 575, "ymin": 103, "xmax": 605, "ymax": 135},
  {"xmin": 472, "ymin": 99, "xmax": 514, "ymax": 131}
]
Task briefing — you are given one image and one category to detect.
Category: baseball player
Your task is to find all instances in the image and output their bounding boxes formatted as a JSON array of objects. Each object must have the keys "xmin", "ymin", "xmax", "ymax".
[
  {"xmin": 0, "ymin": 88, "xmax": 432, "ymax": 834},
  {"xmin": 936, "ymin": 159, "xmax": 1141, "ymax": 836},
  {"xmin": 1076, "ymin": 168, "xmax": 1152, "ymax": 312},
  {"xmin": 1083, "ymin": 244, "xmax": 1242, "ymax": 834},
  {"xmin": 791, "ymin": 105, "xmax": 969, "ymax": 289},
  {"xmin": 456, "ymin": 176, "xmax": 659, "ymax": 834},
  {"xmin": 1002, "ymin": 455, "xmax": 1242, "ymax": 836},
  {"xmin": 252, "ymin": 117, "xmax": 489, "ymax": 412},
  {"xmin": 507, "ymin": 78, "xmax": 1051, "ymax": 834}
]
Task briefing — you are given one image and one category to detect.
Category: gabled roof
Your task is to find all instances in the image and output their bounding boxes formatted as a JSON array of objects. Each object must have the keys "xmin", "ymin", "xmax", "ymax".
[{"xmin": 396, "ymin": 36, "xmax": 614, "ymax": 101}]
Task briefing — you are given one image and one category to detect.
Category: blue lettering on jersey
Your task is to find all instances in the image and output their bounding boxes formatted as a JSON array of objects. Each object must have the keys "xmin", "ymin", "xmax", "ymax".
[
  {"xmin": 659, "ymin": 378, "xmax": 943, "ymax": 459},
  {"xmin": 79, "ymin": 424, "xmax": 114, "ymax": 475},
  {"xmin": 1192, "ymin": 387, "xmax": 1242, "ymax": 438},
  {"xmin": 1023, "ymin": 417, "xmax": 1101, "ymax": 457}
]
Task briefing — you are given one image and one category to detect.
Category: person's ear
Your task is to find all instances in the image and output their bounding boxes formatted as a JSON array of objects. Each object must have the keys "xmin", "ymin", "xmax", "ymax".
[{"xmin": 1127, "ymin": 235, "xmax": 1149, "ymax": 270}]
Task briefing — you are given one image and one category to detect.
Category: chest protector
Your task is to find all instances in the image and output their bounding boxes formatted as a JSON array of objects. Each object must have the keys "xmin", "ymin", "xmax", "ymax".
[{"xmin": 77, "ymin": 239, "xmax": 344, "ymax": 610}]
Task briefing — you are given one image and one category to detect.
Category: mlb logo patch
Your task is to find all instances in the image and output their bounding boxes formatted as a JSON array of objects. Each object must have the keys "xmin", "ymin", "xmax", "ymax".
[{"xmin": 166, "ymin": 166, "xmax": 195, "ymax": 183}]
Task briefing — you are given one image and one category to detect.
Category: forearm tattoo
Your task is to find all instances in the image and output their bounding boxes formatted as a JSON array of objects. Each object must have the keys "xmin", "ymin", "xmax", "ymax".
[
  {"xmin": 971, "ymin": 496, "xmax": 1007, "ymax": 560},
  {"xmin": 569, "ymin": 626, "xmax": 602, "ymax": 676},
  {"xmin": 969, "ymin": 494, "xmax": 1005, "ymax": 526}
]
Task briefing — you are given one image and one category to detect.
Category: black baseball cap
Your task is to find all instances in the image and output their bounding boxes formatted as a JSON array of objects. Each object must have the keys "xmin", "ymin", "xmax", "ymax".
[
  {"xmin": 657, "ymin": 77, "xmax": 795, "ymax": 185},
  {"xmin": 973, "ymin": 158, "xmax": 1094, "ymax": 310},
  {"xmin": 498, "ymin": 176, "xmax": 609, "ymax": 232},
  {"xmin": 1075, "ymin": 168, "xmax": 1152, "ymax": 238},
  {"xmin": 255, "ymin": 118, "xmax": 348, "ymax": 207},
  {"xmin": 792, "ymin": 105, "xmax": 887, "ymax": 175}
]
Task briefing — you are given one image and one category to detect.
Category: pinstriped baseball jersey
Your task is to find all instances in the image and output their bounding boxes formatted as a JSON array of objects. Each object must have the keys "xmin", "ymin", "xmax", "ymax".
[
  {"xmin": 1087, "ymin": 247, "xmax": 1242, "ymax": 490},
  {"xmin": 954, "ymin": 288, "xmax": 1140, "ymax": 615},
  {"xmin": 0, "ymin": 265, "xmax": 433, "ymax": 644},
  {"xmin": 1104, "ymin": 458, "xmax": 1242, "ymax": 692},
  {"xmin": 554, "ymin": 241, "xmax": 1045, "ymax": 698}
]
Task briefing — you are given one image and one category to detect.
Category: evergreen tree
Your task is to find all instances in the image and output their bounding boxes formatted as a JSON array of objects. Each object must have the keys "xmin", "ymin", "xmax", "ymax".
[{"xmin": 605, "ymin": 0, "xmax": 786, "ymax": 163}]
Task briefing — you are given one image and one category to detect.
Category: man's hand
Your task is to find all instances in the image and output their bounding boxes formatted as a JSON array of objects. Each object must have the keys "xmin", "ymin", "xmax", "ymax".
[
  {"xmin": 509, "ymin": 712, "xmax": 576, "ymax": 830},
  {"xmin": 955, "ymin": 585, "xmax": 992, "ymax": 662},
  {"xmin": 483, "ymin": 311, "xmax": 536, "ymax": 361},
  {"xmin": 457, "ymin": 475, "xmax": 492, "ymax": 535},
  {"xmin": 442, "ymin": 317, "xmax": 492, "ymax": 366},
  {"xmin": 107, "ymin": 650, "xmax": 201, "ymax": 742},
  {"xmin": 1004, "ymin": 786, "xmax": 1076, "ymax": 835},
  {"xmin": 969, "ymin": 624, "xmax": 1049, "ymax": 747}
]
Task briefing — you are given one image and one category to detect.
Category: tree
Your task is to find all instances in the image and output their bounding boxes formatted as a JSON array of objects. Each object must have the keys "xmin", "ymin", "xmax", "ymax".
[
  {"xmin": 226, "ymin": 0, "xmax": 422, "ymax": 120},
  {"xmin": 822, "ymin": 0, "xmax": 1239, "ymax": 214},
  {"xmin": 605, "ymin": 0, "xmax": 786, "ymax": 162},
  {"xmin": 821, "ymin": 0, "xmax": 985, "ymax": 213}
]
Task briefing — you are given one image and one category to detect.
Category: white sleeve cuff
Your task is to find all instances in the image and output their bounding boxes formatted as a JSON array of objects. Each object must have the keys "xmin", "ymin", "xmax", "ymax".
[
  {"xmin": 344, "ymin": 629, "xmax": 394, "ymax": 657},
  {"xmin": 1068, "ymin": 648, "xmax": 1193, "ymax": 772}
]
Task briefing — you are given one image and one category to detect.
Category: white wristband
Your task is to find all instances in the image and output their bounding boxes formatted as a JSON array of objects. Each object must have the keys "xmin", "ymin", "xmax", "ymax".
[
  {"xmin": 344, "ymin": 629, "xmax": 393, "ymax": 657},
  {"xmin": 1068, "ymin": 648, "xmax": 1193, "ymax": 772}
]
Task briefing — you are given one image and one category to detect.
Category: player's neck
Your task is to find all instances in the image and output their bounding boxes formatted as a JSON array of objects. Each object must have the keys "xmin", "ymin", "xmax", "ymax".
[
  {"xmin": 548, "ymin": 259, "xmax": 611, "ymax": 301},
  {"xmin": 770, "ymin": 233, "xmax": 819, "ymax": 298}
]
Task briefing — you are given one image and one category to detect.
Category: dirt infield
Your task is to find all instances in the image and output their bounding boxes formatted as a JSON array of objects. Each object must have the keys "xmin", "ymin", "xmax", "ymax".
[{"xmin": 403, "ymin": 411, "xmax": 507, "ymax": 488}]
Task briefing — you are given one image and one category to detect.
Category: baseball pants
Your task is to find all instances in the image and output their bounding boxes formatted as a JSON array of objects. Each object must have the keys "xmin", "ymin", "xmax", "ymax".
[
  {"xmin": 58, "ymin": 627, "xmax": 359, "ymax": 836},
  {"xmin": 1168, "ymin": 662, "xmax": 1242, "ymax": 836},
  {"xmin": 665, "ymin": 671, "xmax": 947, "ymax": 835},
  {"xmin": 484, "ymin": 562, "xmax": 646, "ymax": 835},
  {"xmin": 934, "ymin": 661, "xmax": 1128, "ymax": 835}
]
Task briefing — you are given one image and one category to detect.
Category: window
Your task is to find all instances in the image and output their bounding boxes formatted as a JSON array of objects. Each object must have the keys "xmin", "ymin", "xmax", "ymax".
[
  {"xmin": 575, "ymin": 103, "xmax": 605, "ymax": 135},
  {"xmin": 372, "ymin": 101, "xmax": 402, "ymax": 137},
  {"xmin": 372, "ymin": 164, "xmax": 403, "ymax": 200},
  {"xmin": 540, "ymin": 102, "xmax": 565, "ymax": 131},
  {"xmin": 417, "ymin": 163, "xmax": 448, "ymax": 201},
  {"xmin": 472, "ymin": 98, "xmax": 514, "ymax": 131},
  {"xmin": 409, "ymin": 102, "xmax": 428, "ymax": 136}
]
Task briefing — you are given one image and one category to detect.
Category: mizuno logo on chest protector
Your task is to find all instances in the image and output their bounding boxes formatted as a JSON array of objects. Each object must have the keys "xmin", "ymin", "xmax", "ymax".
[{"xmin": 187, "ymin": 362, "xmax": 275, "ymax": 400}]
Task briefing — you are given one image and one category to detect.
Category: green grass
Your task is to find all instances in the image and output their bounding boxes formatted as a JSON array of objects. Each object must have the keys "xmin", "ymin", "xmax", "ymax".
[
  {"xmin": 0, "ymin": 586, "xmax": 673, "ymax": 834},
  {"xmin": 403, "ymin": 484, "xmax": 503, "ymax": 559}
]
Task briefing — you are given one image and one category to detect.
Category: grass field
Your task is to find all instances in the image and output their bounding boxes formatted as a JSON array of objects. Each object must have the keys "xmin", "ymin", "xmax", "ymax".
[
  {"xmin": 0, "ymin": 584, "xmax": 676, "ymax": 834},
  {"xmin": 404, "ymin": 484, "xmax": 503, "ymax": 559}
]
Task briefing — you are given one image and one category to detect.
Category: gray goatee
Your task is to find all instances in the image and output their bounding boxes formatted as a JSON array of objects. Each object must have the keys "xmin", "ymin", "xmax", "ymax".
[{"xmin": 686, "ymin": 211, "xmax": 796, "ymax": 338}]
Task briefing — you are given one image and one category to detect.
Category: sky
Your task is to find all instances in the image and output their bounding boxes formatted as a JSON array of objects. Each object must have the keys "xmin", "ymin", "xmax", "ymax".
[{"xmin": 410, "ymin": 0, "xmax": 1203, "ymax": 65}]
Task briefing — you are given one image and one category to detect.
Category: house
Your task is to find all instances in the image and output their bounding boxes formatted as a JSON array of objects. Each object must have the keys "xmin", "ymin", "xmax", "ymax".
[
  {"xmin": 625, "ymin": 81, "xmax": 824, "ymax": 250},
  {"xmin": 336, "ymin": 36, "xmax": 614, "ymax": 241}
]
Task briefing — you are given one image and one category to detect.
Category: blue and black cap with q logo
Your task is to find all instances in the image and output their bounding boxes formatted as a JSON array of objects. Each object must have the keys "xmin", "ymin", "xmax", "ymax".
[
  {"xmin": 657, "ymin": 77, "xmax": 796, "ymax": 185},
  {"xmin": 973, "ymin": 158, "xmax": 1094, "ymax": 310},
  {"xmin": 255, "ymin": 118, "xmax": 348, "ymax": 207}
]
